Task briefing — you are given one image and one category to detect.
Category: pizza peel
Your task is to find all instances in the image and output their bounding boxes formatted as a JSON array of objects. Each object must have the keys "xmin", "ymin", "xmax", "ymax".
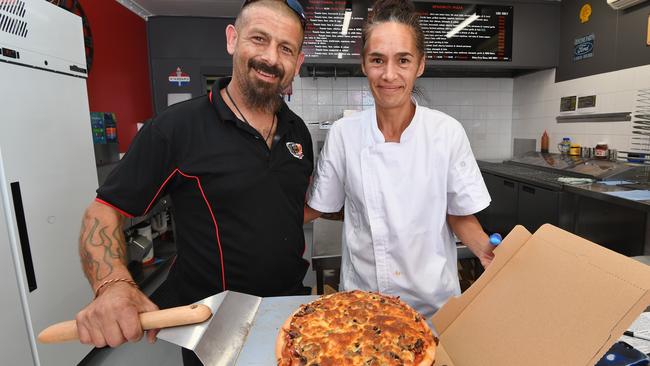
[
  {"xmin": 38, "ymin": 291, "xmax": 315, "ymax": 365},
  {"xmin": 157, "ymin": 292, "xmax": 316, "ymax": 366}
]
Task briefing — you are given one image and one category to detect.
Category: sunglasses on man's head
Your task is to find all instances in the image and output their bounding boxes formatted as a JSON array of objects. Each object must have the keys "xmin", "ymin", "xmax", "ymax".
[{"xmin": 242, "ymin": 0, "xmax": 307, "ymax": 30}]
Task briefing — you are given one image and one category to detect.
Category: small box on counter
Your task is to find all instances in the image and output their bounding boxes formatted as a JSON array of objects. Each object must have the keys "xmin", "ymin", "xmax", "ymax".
[{"xmin": 432, "ymin": 224, "xmax": 650, "ymax": 366}]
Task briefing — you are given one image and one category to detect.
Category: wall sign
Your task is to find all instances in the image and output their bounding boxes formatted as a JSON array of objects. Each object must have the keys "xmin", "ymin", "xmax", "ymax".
[
  {"xmin": 573, "ymin": 34, "xmax": 595, "ymax": 61},
  {"xmin": 298, "ymin": 1, "xmax": 514, "ymax": 61},
  {"xmin": 579, "ymin": 4, "xmax": 592, "ymax": 24},
  {"xmin": 560, "ymin": 96, "xmax": 577, "ymax": 112},
  {"xmin": 168, "ymin": 67, "xmax": 190, "ymax": 86}
]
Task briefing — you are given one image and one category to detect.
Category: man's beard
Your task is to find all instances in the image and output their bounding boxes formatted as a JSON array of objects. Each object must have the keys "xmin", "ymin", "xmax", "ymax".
[{"xmin": 237, "ymin": 58, "xmax": 288, "ymax": 113}]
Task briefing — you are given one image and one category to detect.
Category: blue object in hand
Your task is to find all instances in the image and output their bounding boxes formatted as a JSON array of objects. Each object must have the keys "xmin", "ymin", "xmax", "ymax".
[{"xmin": 489, "ymin": 233, "xmax": 502, "ymax": 246}]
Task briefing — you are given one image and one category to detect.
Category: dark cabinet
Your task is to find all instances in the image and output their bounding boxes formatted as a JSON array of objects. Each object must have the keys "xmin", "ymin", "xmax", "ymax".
[
  {"xmin": 479, "ymin": 172, "xmax": 565, "ymax": 235},
  {"xmin": 479, "ymin": 173, "xmax": 519, "ymax": 235},
  {"xmin": 517, "ymin": 183, "xmax": 559, "ymax": 232}
]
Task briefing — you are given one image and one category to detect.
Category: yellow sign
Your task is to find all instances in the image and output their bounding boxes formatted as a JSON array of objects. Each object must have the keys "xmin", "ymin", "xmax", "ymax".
[{"xmin": 580, "ymin": 4, "xmax": 592, "ymax": 24}]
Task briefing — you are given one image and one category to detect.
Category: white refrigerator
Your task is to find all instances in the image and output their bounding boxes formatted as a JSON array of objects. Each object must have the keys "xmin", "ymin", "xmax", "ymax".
[{"xmin": 0, "ymin": 1, "xmax": 98, "ymax": 364}]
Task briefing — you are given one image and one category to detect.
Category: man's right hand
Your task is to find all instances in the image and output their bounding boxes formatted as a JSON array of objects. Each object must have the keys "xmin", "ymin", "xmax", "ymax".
[{"xmin": 75, "ymin": 282, "xmax": 159, "ymax": 348}]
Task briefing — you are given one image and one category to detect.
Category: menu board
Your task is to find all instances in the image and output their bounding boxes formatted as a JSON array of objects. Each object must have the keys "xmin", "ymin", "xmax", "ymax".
[
  {"xmin": 299, "ymin": 0, "xmax": 370, "ymax": 59},
  {"xmin": 299, "ymin": 1, "xmax": 513, "ymax": 62}
]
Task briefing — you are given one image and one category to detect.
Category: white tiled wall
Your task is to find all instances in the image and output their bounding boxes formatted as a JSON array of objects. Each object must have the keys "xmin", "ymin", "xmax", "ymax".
[
  {"xmin": 286, "ymin": 75, "xmax": 514, "ymax": 160},
  {"xmin": 512, "ymin": 65, "xmax": 650, "ymax": 154}
]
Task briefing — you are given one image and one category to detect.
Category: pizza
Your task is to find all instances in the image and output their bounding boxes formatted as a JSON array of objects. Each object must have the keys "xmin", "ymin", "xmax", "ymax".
[{"xmin": 276, "ymin": 290, "xmax": 437, "ymax": 366}]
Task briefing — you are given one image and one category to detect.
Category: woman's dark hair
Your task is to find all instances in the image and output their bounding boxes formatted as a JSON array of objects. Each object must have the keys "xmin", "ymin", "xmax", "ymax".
[{"xmin": 361, "ymin": 0, "xmax": 426, "ymax": 58}]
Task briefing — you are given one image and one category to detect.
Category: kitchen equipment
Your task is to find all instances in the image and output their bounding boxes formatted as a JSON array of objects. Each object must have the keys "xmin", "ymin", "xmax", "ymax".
[
  {"xmin": 0, "ymin": 2, "xmax": 100, "ymax": 364},
  {"xmin": 37, "ymin": 304, "xmax": 212, "ymax": 344},
  {"xmin": 513, "ymin": 138, "xmax": 537, "ymax": 156},
  {"xmin": 127, "ymin": 233, "xmax": 153, "ymax": 264},
  {"xmin": 156, "ymin": 291, "xmax": 315, "ymax": 366}
]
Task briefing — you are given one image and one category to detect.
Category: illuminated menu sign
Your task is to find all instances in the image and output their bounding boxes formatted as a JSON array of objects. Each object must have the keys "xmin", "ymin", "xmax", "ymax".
[
  {"xmin": 416, "ymin": 3, "xmax": 513, "ymax": 61},
  {"xmin": 299, "ymin": 1, "xmax": 513, "ymax": 62},
  {"xmin": 299, "ymin": 0, "xmax": 369, "ymax": 59}
]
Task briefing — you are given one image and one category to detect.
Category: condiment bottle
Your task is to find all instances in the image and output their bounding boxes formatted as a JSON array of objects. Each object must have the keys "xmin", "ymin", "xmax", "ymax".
[
  {"xmin": 595, "ymin": 142, "xmax": 608, "ymax": 159},
  {"xmin": 569, "ymin": 143, "xmax": 581, "ymax": 156},
  {"xmin": 541, "ymin": 131, "xmax": 549, "ymax": 153},
  {"xmin": 558, "ymin": 137, "xmax": 571, "ymax": 154}
]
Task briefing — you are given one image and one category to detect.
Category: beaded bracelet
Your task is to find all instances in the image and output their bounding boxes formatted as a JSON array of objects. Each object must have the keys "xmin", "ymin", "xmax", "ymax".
[{"xmin": 94, "ymin": 278, "xmax": 138, "ymax": 299}]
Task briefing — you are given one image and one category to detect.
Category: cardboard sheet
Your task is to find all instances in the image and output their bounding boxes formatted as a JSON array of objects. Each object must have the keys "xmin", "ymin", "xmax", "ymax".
[{"xmin": 432, "ymin": 224, "xmax": 650, "ymax": 366}]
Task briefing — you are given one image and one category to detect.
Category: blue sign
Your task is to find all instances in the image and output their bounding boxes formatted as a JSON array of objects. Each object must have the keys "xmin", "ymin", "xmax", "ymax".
[{"xmin": 574, "ymin": 34, "xmax": 595, "ymax": 61}]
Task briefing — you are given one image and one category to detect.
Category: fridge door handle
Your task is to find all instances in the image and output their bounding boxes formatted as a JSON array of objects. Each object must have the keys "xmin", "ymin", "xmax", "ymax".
[{"xmin": 10, "ymin": 182, "xmax": 37, "ymax": 292}]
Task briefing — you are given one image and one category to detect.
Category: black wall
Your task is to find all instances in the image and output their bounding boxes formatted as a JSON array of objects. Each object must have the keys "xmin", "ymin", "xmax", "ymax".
[
  {"xmin": 557, "ymin": 0, "xmax": 650, "ymax": 82},
  {"xmin": 148, "ymin": 17, "xmax": 234, "ymax": 115}
]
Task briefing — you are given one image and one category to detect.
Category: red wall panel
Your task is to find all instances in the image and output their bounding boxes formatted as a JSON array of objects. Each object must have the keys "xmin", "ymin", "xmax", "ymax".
[{"xmin": 79, "ymin": 0, "xmax": 153, "ymax": 152}]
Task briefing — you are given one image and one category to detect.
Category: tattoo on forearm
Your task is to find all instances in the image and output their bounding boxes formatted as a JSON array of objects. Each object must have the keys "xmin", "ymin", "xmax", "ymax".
[{"xmin": 79, "ymin": 218, "xmax": 126, "ymax": 282}]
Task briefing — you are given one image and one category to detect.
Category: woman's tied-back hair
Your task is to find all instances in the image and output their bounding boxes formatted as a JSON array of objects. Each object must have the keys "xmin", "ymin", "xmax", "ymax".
[{"xmin": 362, "ymin": 0, "xmax": 426, "ymax": 58}]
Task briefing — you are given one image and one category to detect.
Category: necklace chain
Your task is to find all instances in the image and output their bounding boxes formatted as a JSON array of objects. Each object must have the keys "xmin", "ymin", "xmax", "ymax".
[{"xmin": 224, "ymin": 86, "xmax": 276, "ymax": 143}]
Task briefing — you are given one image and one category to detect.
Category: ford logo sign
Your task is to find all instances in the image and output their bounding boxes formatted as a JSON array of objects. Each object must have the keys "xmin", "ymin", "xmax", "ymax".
[{"xmin": 575, "ymin": 41, "xmax": 593, "ymax": 56}]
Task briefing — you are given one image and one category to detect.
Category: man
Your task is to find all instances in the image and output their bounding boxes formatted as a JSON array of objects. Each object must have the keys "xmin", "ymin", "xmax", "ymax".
[{"xmin": 75, "ymin": 1, "xmax": 311, "ymax": 364}]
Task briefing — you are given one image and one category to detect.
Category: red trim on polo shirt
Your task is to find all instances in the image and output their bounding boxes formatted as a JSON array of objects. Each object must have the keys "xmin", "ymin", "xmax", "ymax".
[
  {"xmin": 95, "ymin": 198, "xmax": 135, "ymax": 218},
  {"xmin": 143, "ymin": 169, "xmax": 180, "ymax": 216},
  {"xmin": 102, "ymin": 166, "xmax": 228, "ymax": 291},
  {"xmin": 177, "ymin": 169, "xmax": 227, "ymax": 290}
]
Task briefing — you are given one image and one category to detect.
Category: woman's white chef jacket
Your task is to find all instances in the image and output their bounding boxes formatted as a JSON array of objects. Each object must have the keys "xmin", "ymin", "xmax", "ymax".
[{"xmin": 307, "ymin": 102, "xmax": 491, "ymax": 319}]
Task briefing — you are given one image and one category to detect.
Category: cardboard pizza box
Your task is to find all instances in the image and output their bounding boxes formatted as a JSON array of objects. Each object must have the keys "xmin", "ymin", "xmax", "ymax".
[{"xmin": 432, "ymin": 224, "xmax": 650, "ymax": 366}]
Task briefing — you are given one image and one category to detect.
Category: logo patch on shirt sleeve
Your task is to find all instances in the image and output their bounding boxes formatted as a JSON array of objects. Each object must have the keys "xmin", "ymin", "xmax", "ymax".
[{"xmin": 286, "ymin": 142, "xmax": 304, "ymax": 159}]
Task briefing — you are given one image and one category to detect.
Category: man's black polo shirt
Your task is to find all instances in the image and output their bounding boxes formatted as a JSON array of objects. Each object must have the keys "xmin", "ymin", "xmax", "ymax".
[{"xmin": 97, "ymin": 77, "xmax": 313, "ymax": 304}]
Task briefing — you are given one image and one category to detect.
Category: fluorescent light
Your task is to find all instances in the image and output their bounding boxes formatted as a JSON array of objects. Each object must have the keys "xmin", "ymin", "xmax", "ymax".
[
  {"xmin": 446, "ymin": 13, "xmax": 479, "ymax": 38},
  {"xmin": 341, "ymin": 9, "xmax": 352, "ymax": 35}
]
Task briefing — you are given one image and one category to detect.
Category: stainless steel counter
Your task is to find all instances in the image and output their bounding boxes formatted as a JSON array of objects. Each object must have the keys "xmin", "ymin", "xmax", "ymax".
[{"xmin": 478, "ymin": 160, "xmax": 650, "ymax": 256}]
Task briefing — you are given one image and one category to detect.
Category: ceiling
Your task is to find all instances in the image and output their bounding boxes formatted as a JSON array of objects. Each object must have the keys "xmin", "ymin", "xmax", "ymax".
[{"xmin": 116, "ymin": 0, "xmax": 244, "ymax": 19}]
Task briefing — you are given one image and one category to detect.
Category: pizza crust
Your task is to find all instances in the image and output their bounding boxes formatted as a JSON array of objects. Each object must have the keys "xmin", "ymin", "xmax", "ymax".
[
  {"xmin": 417, "ymin": 319, "xmax": 437, "ymax": 366},
  {"xmin": 275, "ymin": 292, "xmax": 436, "ymax": 366},
  {"xmin": 275, "ymin": 310, "xmax": 293, "ymax": 365}
]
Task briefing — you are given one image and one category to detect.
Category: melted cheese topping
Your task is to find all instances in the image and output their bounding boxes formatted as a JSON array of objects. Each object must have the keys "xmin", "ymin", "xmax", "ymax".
[{"xmin": 280, "ymin": 291, "xmax": 435, "ymax": 366}]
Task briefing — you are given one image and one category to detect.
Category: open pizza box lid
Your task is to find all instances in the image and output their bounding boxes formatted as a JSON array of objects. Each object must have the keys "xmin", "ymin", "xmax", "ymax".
[{"xmin": 432, "ymin": 224, "xmax": 650, "ymax": 366}]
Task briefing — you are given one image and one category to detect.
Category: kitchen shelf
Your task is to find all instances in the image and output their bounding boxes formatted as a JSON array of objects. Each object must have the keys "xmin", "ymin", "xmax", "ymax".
[{"xmin": 556, "ymin": 112, "xmax": 631, "ymax": 123}]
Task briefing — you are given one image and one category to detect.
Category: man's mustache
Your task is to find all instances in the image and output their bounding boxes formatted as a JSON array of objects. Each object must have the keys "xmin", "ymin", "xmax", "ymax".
[{"xmin": 248, "ymin": 58, "xmax": 284, "ymax": 79}]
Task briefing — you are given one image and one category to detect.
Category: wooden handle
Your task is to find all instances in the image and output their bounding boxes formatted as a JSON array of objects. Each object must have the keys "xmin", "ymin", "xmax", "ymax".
[{"xmin": 37, "ymin": 304, "xmax": 212, "ymax": 344}]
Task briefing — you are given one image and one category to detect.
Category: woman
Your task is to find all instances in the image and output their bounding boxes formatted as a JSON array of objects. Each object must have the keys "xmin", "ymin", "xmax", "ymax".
[{"xmin": 305, "ymin": 0, "xmax": 494, "ymax": 318}]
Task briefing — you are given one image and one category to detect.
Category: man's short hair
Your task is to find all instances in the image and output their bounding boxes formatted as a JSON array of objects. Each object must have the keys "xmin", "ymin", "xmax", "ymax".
[{"xmin": 235, "ymin": 0, "xmax": 304, "ymax": 36}]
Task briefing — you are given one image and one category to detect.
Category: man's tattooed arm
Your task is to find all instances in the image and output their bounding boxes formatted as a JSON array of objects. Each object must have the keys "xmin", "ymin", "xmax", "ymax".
[{"xmin": 79, "ymin": 201, "xmax": 131, "ymax": 289}]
